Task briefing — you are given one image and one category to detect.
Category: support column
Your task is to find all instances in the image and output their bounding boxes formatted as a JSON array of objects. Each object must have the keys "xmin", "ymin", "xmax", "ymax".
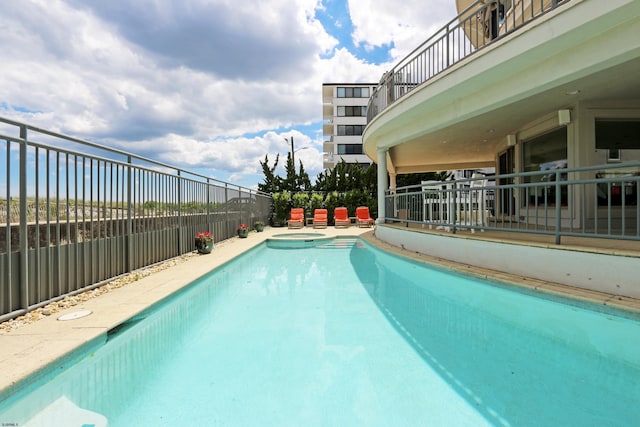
[{"xmin": 376, "ymin": 148, "xmax": 388, "ymax": 223}]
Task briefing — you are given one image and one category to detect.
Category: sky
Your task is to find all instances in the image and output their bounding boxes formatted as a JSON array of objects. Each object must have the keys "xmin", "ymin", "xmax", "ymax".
[{"xmin": 0, "ymin": 0, "xmax": 456, "ymax": 190}]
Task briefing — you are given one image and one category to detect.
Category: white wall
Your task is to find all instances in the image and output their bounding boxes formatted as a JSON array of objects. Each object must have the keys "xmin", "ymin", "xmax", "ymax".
[{"xmin": 375, "ymin": 225, "xmax": 640, "ymax": 299}]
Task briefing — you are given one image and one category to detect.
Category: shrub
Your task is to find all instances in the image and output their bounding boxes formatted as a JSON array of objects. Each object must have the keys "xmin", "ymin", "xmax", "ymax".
[
  {"xmin": 292, "ymin": 192, "xmax": 309, "ymax": 209},
  {"xmin": 271, "ymin": 192, "xmax": 291, "ymax": 225}
]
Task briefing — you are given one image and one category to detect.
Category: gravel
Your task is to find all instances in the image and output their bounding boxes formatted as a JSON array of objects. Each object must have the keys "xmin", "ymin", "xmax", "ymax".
[{"xmin": 0, "ymin": 246, "xmax": 218, "ymax": 334}]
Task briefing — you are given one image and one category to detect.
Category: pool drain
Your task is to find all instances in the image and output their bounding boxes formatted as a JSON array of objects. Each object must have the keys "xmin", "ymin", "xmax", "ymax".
[{"xmin": 57, "ymin": 310, "xmax": 92, "ymax": 321}]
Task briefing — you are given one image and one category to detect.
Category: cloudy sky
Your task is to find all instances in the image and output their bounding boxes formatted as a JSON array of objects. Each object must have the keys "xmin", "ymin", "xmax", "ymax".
[{"xmin": 0, "ymin": 0, "xmax": 456, "ymax": 189}]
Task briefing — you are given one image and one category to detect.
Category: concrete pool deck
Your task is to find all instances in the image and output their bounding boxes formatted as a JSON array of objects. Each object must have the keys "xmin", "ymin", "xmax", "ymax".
[{"xmin": 1, "ymin": 225, "xmax": 639, "ymax": 398}]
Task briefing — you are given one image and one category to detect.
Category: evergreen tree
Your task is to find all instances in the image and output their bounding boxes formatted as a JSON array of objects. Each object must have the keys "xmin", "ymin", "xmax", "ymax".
[
  {"xmin": 298, "ymin": 161, "xmax": 312, "ymax": 191},
  {"xmin": 362, "ymin": 163, "xmax": 377, "ymax": 194},
  {"xmin": 396, "ymin": 171, "xmax": 452, "ymax": 187},
  {"xmin": 282, "ymin": 152, "xmax": 298, "ymax": 192},
  {"xmin": 258, "ymin": 154, "xmax": 280, "ymax": 194},
  {"xmin": 335, "ymin": 160, "xmax": 349, "ymax": 192}
]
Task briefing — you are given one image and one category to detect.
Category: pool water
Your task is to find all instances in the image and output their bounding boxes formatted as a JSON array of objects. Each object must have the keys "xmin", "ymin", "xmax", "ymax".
[{"xmin": 1, "ymin": 238, "xmax": 639, "ymax": 426}]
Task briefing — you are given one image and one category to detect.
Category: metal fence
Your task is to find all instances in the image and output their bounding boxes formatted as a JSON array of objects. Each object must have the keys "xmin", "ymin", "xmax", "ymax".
[
  {"xmin": 368, "ymin": 0, "xmax": 569, "ymax": 122},
  {"xmin": 0, "ymin": 117, "xmax": 271, "ymax": 321},
  {"xmin": 386, "ymin": 162, "xmax": 640, "ymax": 244}
]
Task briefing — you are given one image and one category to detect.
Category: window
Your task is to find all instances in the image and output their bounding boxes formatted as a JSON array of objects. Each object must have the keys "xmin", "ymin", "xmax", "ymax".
[
  {"xmin": 608, "ymin": 148, "xmax": 621, "ymax": 161},
  {"xmin": 595, "ymin": 119, "xmax": 640, "ymax": 205},
  {"xmin": 596, "ymin": 119, "xmax": 640, "ymax": 161},
  {"xmin": 337, "ymin": 87, "xmax": 370, "ymax": 98},
  {"xmin": 337, "ymin": 106, "xmax": 368, "ymax": 117},
  {"xmin": 337, "ymin": 125, "xmax": 366, "ymax": 136},
  {"xmin": 522, "ymin": 127, "xmax": 568, "ymax": 205},
  {"xmin": 337, "ymin": 144, "xmax": 364, "ymax": 155}
]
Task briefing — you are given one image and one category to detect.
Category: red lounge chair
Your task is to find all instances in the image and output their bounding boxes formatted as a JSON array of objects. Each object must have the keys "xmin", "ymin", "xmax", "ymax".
[
  {"xmin": 334, "ymin": 207, "xmax": 350, "ymax": 228},
  {"xmin": 288, "ymin": 208, "xmax": 305, "ymax": 229},
  {"xmin": 356, "ymin": 206, "xmax": 375, "ymax": 227},
  {"xmin": 313, "ymin": 208, "xmax": 328, "ymax": 228}
]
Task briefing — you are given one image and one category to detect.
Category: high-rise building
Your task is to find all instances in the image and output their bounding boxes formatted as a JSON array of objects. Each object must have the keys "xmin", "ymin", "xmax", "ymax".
[{"xmin": 322, "ymin": 83, "xmax": 377, "ymax": 170}]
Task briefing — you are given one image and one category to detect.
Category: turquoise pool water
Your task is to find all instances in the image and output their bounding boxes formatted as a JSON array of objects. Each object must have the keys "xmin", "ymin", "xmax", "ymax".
[{"xmin": 1, "ymin": 238, "xmax": 639, "ymax": 426}]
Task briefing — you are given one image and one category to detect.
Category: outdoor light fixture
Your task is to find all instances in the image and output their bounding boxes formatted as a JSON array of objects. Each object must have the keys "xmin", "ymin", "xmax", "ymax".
[{"xmin": 284, "ymin": 137, "xmax": 309, "ymax": 166}]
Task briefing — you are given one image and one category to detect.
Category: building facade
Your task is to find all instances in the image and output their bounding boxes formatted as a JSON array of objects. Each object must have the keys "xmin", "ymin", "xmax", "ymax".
[{"xmin": 322, "ymin": 83, "xmax": 377, "ymax": 170}]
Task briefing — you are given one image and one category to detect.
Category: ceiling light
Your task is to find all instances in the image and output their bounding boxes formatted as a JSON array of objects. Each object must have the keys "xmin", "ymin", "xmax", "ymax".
[{"xmin": 565, "ymin": 89, "xmax": 580, "ymax": 95}]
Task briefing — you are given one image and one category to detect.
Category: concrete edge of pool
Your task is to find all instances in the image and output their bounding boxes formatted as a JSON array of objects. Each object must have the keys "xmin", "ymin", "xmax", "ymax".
[{"xmin": 1, "ymin": 225, "xmax": 639, "ymax": 399}]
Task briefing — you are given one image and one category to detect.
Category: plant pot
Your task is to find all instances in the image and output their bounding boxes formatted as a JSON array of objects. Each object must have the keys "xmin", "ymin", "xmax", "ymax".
[
  {"xmin": 237, "ymin": 229, "xmax": 249, "ymax": 238},
  {"xmin": 255, "ymin": 224, "xmax": 264, "ymax": 232},
  {"xmin": 195, "ymin": 239, "xmax": 214, "ymax": 254}
]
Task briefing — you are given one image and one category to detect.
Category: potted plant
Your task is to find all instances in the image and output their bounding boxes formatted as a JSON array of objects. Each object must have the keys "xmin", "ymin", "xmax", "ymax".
[
  {"xmin": 237, "ymin": 223, "xmax": 249, "ymax": 238},
  {"xmin": 254, "ymin": 221, "xmax": 265, "ymax": 232},
  {"xmin": 194, "ymin": 231, "xmax": 214, "ymax": 254}
]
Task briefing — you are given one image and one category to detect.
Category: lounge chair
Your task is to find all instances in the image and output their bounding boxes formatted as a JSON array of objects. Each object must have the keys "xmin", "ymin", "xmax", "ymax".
[
  {"xmin": 355, "ymin": 206, "xmax": 375, "ymax": 227},
  {"xmin": 334, "ymin": 207, "xmax": 350, "ymax": 228},
  {"xmin": 287, "ymin": 208, "xmax": 305, "ymax": 229},
  {"xmin": 313, "ymin": 208, "xmax": 328, "ymax": 228}
]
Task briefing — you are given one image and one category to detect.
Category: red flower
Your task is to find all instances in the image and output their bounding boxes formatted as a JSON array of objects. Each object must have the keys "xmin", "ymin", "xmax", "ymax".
[{"xmin": 195, "ymin": 231, "xmax": 213, "ymax": 242}]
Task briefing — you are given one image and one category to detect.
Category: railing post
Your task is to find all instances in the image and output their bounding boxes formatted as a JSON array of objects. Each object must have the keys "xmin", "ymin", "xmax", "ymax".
[
  {"xmin": 126, "ymin": 155, "xmax": 133, "ymax": 272},
  {"xmin": 4, "ymin": 139, "xmax": 12, "ymax": 313},
  {"xmin": 206, "ymin": 178, "xmax": 211, "ymax": 234},
  {"xmin": 177, "ymin": 170, "xmax": 183, "ymax": 253},
  {"xmin": 446, "ymin": 23, "xmax": 450, "ymax": 68},
  {"xmin": 224, "ymin": 184, "xmax": 229, "ymax": 239},
  {"xmin": 19, "ymin": 125, "xmax": 29, "ymax": 311},
  {"xmin": 555, "ymin": 170, "xmax": 562, "ymax": 244},
  {"xmin": 451, "ymin": 184, "xmax": 458, "ymax": 234}
]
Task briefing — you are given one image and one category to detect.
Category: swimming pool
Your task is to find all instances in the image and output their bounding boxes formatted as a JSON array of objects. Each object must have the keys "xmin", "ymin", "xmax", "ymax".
[{"xmin": 1, "ymin": 237, "xmax": 639, "ymax": 426}]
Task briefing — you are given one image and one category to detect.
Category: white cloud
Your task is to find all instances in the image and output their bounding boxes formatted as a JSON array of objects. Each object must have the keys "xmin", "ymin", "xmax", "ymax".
[
  {"xmin": 0, "ymin": 0, "xmax": 457, "ymax": 188},
  {"xmin": 348, "ymin": 0, "xmax": 456, "ymax": 61}
]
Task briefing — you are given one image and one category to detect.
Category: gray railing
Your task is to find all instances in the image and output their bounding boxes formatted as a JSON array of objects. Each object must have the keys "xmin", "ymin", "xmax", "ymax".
[
  {"xmin": 386, "ymin": 162, "xmax": 640, "ymax": 244},
  {"xmin": 0, "ymin": 117, "xmax": 271, "ymax": 321},
  {"xmin": 368, "ymin": 0, "xmax": 569, "ymax": 122}
]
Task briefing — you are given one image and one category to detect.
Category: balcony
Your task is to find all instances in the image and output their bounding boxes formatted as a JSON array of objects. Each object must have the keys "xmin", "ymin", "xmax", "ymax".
[{"xmin": 363, "ymin": 0, "xmax": 640, "ymax": 173}]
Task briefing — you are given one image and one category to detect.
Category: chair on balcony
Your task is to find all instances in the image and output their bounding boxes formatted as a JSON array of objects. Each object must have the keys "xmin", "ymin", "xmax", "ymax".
[
  {"xmin": 313, "ymin": 208, "xmax": 328, "ymax": 228},
  {"xmin": 457, "ymin": 174, "xmax": 492, "ymax": 232},
  {"xmin": 287, "ymin": 208, "xmax": 305, "ymax": 229},
  {"xmin": 334, "ymin": 207, "xmax": 350, "ymax": 228},
  {"xmin": 422, "ymin": 180, "xmax": 449, "ymax": 229},
  {"xmin": 355, "ymin": 206, "xmax": 375, "ymax": 227}
]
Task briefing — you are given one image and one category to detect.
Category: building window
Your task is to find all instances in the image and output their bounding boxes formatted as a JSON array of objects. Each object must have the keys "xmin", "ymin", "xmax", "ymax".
[
  {"xmin": 595, "ymin": 119, "xmax": 640, "ymax": 156},
  {"xmin": 595, "ymin": 119, "xmax": 640, "ymax": 205},
  {"xmin": 522, "ymin": 127, "xmax": 568, "ymax": 205},
  {"xmin": 337, "ymin": 144, "xmax": 364, "ymax": 155},
  {"xmin": 608, "ymin": 148, "xmax": 621, "ymax": 161},
  {"xmin": 337, "ymin": 125, "xmax": 366, "ymax": 136},
  {"xmin": 337, "ymin": 106, "xmax": 368, "ymax": 117},
  {"xmin": 337, "ymin": 87, "xmax": 370, "ymax": 98}
]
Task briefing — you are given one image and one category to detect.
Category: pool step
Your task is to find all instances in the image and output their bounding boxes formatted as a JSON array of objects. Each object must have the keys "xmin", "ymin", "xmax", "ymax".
[
  {"xmin": 317, "ymin": 238, "xmax": 359, "ymax": 249},
  {"xmin": 23, "ymin": 396, "xmax": 108, "ymax": 427}
]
